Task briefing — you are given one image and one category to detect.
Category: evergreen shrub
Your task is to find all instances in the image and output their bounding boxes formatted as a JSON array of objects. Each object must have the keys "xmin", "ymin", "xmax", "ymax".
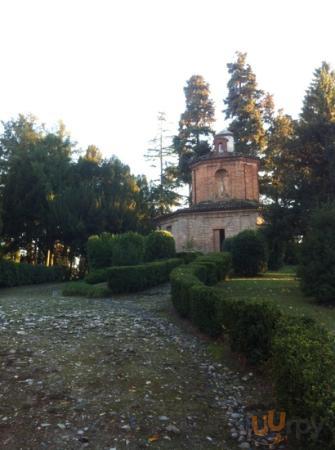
[
  {"xmin": 299, "ymin": 206, "xmax": 335, "ymax": 302},
  {"xmin": 229, "ymin": 230, "xmax": 267, "ymax": 276},
  {"xmin": 144, "ymin": 230, "xmax": 176, "ymax": 261},
  {"xmin": 108, "ymin": 258, "xmax": 181, "ymax": 293},
  {"xmin": 0, "ymin": 260, "xmax": 66, "ymax": 287}
]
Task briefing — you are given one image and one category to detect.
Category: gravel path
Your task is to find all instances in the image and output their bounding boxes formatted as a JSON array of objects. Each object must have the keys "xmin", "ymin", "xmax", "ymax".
[{"xmin": 0, "ymin": 283, "xmax": 265, "ymax": 450}]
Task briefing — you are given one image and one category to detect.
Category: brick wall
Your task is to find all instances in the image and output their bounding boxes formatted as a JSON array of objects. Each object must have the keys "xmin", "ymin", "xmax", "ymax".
[
  {"xmin": 158, "ymin": 209, "xmax": 259, "ymax": 253},
  {"xmin": 191, "ymin": 156, "xmax": 259, "ymax": 204}
]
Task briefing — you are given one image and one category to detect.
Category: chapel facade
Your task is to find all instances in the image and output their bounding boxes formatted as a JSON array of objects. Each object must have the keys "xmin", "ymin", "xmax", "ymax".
[{"xmin": 156, "ymin": 130, "xmax": 261, "ymax": 253}]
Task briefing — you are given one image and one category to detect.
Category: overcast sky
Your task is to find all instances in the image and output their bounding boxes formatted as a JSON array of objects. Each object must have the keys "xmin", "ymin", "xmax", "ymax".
[{"xmin": 0, "ymin": 0, "xmax": 334, "ymax": 180}]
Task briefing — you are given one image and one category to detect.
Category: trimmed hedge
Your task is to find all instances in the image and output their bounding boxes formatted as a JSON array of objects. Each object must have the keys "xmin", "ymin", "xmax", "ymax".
[
  {"xmin": 299, "ymin": 206, "xmax": 335, "ymax": 303},
  {"xmin": 272, "ymin": 316, "xmax": 335, "ymax": 417},
  {"xmin": 219, "ymin": 299, "xmax": 281, "ymax": 364},
  {"xmin": 189, "ymin": 286, "xmax": 223, "ymax": 337},
  {"xmin": 112, "ymin": 232, "xmax": 145, "ymax": 266},
  {"xmin": 87, "ymin": 233, "xmax": 114, "ymax": 269},
  {"xmin": 170, "ymin": 252, "xmax": 232, "ymax": 320},
  {"xmin": 272, "ymin": 316, "xmax": 335, "ymax": 449},
  {"xmin": 170, "ymin": 264, "xmax": 205, "ymax": 318},
  {"xmin": 227, "ymin": 230, "xmax": 267, "ymax": 276},
  {"xmin": 108, "ymin": 258, "xmax": 182, "ymax": 294},
  {"xmin": 171, "ymin": 253, "xmax": 280, "ymax": 363},
  {"xmin": 85, "ymin": 267, "xmax": 111, "ymax": 284},
  {"xmin": 62, "ymin": 281, "xmax": 111, "ymax": 298},
  {"xmin": 87, "ymin": 232, "xmax": 145, "ymax": 270},
  {"xmin": 0, "ymin": 260, "xmax": 66, "ymax": 287},
  {"xmin": 176, "ymin": 251, "xmax": 203, "ymax": 264},
  {"xmin": 171, "ymin": 252, "xmax": 335, "ymax": 448},
  {"xmin": 144, "ymin": 230, "xmax": 176, "ymax": 261}
]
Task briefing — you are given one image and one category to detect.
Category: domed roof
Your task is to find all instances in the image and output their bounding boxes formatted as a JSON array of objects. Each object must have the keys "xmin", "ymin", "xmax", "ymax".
[{"xmin": 216, "ymin": 129, "xmax": 233, "ymax": 137}]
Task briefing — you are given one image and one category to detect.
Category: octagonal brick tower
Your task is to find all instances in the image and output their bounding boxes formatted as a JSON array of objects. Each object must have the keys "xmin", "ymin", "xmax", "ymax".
[
  {"xmin": 155, "ymin": 130, "xmax": 261, "ymax": 253},
  {"xmin": 191, "ymin": 130, "xmax": 259, "ymax": 205}
]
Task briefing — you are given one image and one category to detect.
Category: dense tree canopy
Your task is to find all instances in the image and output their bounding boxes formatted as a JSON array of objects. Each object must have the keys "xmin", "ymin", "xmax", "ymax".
[
  {"xmin": 224, "ymin": 52, "xmax": 266, "ymax": 157},
  {"xmin": 0, "ymin": 115, "xmax": 157, "ymax": 268},
  {"xmin": 173, "ymin": 75, "xmax": 215, "ymax": 185}
]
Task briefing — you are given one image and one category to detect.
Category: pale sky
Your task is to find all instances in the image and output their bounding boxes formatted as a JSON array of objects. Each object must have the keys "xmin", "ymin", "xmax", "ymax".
[{"xmin": 0, "ymin": 0, "xmax": 334, "ymax": 180}]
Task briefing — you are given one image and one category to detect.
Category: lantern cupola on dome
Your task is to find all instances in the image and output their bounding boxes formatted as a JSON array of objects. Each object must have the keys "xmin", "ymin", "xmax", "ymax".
[{"xmin": 213, "ymin": 129, "xmax": 234, "ymax": 154}]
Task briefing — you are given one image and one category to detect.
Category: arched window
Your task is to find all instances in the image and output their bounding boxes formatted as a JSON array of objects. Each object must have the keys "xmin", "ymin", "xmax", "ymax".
[{"xmin": 215, "ymin": 169, "xmax": 229, "ymax": 198}]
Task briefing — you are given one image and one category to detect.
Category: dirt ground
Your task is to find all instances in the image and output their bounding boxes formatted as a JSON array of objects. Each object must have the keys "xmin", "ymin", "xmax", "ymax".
[{"xmin": 0, "ymin": 283, "xmax": 265, "ymax": 450}]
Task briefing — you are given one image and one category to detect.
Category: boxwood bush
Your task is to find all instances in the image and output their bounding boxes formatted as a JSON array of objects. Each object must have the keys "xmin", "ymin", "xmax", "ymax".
[
  {"xmin": 87, "ymin": 233, "xmax": 114, "ymax": 269},
  {"xmin": 299, "ymin": 206, "xmax": 335, "ymax": 303},
  {"xmin": 170, "ymin": 264, "xmax": 205, "ymax": 318},
  {"xmin": 272, "ymin": 316, "xmax": 335, "ymax": 448},
  {"xmin": 62, "ymin": 281, "xmax": 111, "ymax": 298},
  {"xmin": 144, "ymin": 230, "xmax": 176, "ymax": 261},
  {"xmin": 85, "ymin": 267, "xmax": 111, "ymax": 284},
  {"xmin": 171, "ymin": 251, "xmax": 335, "ymax": 448},
  {"xmin": 189, "ymin": 286, "xmax": 223, "ymax": 337},
  {"xmin": 112, "ymin": 232, "xmax": 145, "ymax": 266},
  {"xmin": 0, "ymin": 260, "xmax": 66, "ymax": 287},
  {"xmin": 176, "ymin": 251, "xmax": 203, "ymax": 264},
  {"xmin": 228, "ymin": 230, "xmax": 267, "ymax": 276},
  {"xmin": 170, "ymin": 252, "xmax": 232, "ymax": 320},
  {"xmin": 87, "ymin": 232, "xmax": 145, "ymax": 270},
  {"xmin": 218, "ymin": 299, "xmax": 282, "ymax": 364},
  {"xmin": 108, "ymin": 258, "xmax": 182, "ymax": 293}
]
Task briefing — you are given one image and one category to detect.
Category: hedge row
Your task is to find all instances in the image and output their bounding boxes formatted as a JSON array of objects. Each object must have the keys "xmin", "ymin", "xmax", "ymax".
[
  {"xmin": 0, "ymin": 260, "xmax": 66, "ymax": 287},
  {"xmin": 223, "ymin": 229, "xmax": 267, "ymax": 276},
  {"xmin": 170, "ymin": 256, "xmax": 335, "ymax": 448},
  {"xmin": 87, "ymin": 230, "xmax": 176, "ymax": 270},
  {"xmin": 107, "ymin": 258, "xmax": 182, "ymax": 294},
  {"xmin": 62, "ymin": 281, "xmax": 111, "ymax": 298},
  {"xmin": 85, "ymin": 267, "xmax": 112, "ymax": 284},
  {"xmin": 86, "ymin": 250, "xmax": 201, "ymax": 285},
  {"xmin": 170, "ymin": 252, "xmax": 232, "ymax": 327},
  {"xmin": 87, "ymin": 232, "xmax": 145, "ymax": 269}
]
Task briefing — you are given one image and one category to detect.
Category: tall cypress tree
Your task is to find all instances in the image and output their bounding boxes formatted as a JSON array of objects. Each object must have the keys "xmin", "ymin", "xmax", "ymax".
[
  {"xmin": 294, "ymin": 62, "xmax": 335, "ymax": 211},
  {"xmin": 174, "ymin": 75, "xmax": 215, "ymax": 185},
  {"xmin": 224, "ymin": 52, "xmax": 266, "ymax": 157}
]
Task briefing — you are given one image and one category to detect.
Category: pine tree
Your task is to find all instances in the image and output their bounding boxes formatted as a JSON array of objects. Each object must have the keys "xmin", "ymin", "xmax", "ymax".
[
  {"xmin": 262, "ymin": 110, "xmax": 296, "ymax": 203},
  {"xmin": 295, "ymin": 62, "xmax": 335, "ymax": 210},
  {"xmin": 224, "ymin": 52, "xmax": 266, "ymax": 157},
  {"xmin": 144, "ymin": 112, "xmax": 180, "ymax": 214},
  {"xmin": 174, "ymin": 75, "xmax": 215, "ymax": 185}
]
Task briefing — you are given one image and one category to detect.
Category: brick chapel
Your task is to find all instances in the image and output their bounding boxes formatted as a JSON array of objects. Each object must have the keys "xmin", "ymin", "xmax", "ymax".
[{"xmin": 156, "ymin": 130, "xmax": 261, "ymax": 253}]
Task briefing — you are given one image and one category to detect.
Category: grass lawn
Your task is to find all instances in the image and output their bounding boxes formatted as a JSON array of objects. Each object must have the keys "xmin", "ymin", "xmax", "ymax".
[{"xmin": 217, "ymin": 265, "xmax": 335, "ymax": 332}]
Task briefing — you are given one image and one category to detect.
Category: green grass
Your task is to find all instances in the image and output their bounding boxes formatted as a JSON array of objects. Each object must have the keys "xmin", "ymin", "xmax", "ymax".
[{"xmin": 217, "ymin": 265, "xmax": 335, "ymax": 332}]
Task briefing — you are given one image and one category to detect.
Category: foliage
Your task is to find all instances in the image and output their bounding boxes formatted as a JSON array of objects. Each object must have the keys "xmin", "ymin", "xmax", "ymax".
[
  {"xmin": 299, "ymin": 205, "xmax": 335, "ymax": 302},
  {"xmin": 112, "ymin": 232, "xmax": 145, "ymax": 266},
  {"xmin": 229, "ymin": 230, "xmax": 267, "ymax": 276},
  {"xmin": 87, "ymin": 232, "xmax": 145, "ymax": 271},
  {"xmin": 62, "ymin": 281, "xmax": 111, "ymax": 298},
  {"xmin": 0, "ymin": 115, "xmax": 159, "ymax": 271},
  {"xmin": 144, "ymin": 230, "xmax": 176, "ymax": 261},
  {"xmin": 85, "ymin": 267, "xmax": 112, "ymax": 284},
  {"xmin": 176, "ymin": 251, "xmax": 203, "ymax": 264},
  {"xmin": 224, "ymin": 52, "xmax": 266, "ymax": 157},
  {"xmin": 173, "ymin": 75, "xmax": 215, "ymax": 185},
  {"xmin": 272, "ymin": 316, "xmax": 335, "ymax": 449},
  {"xmin": 170, "ymin": 252, "xmax": 232, "ymax": 319},
  {"xmin": 87, "ymin": 234, "xmax": 114, "ymax": 269},
  {"xmin": 189, "ymin": 286, "xmax": 222, "ymax": 337},
  {"xmin": 107, "ymin": 258, "xmax": 182, "ymax": 293},
  {"xmin": 0, "ymin": 260, "xmax": 66, "ymax": 287},
  {"xmin": 170, "ymin": 264, "xmax": 205, "ymax": 318},
  {"xmin": 218, "ymin": 299, "xmax": 282, "ymax": 364}
]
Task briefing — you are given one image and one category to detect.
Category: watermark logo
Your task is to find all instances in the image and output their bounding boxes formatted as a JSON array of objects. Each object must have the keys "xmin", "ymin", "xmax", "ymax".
[
  {"xmin": 249, "ymin": 409, "xmax": 324, "ymax": 448},
  {"xmin": 251, "ymin": 410, "xmax": 287, "ymax": 447}
]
